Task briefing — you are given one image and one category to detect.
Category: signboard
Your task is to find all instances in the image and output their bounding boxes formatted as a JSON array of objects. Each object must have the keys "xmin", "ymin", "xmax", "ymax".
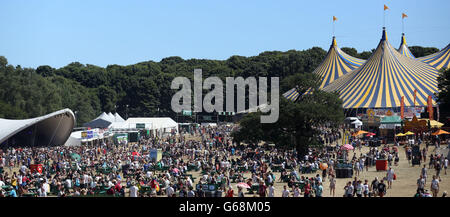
[
  {"xmin": 87, "ymin": 130, "xmax": 94, "ymax": 139},
  {"xmin": 81, "ymin": 130, "xmax": 94, "ymax": 139},
  {"xmin": 149, "ymin": 148, "xmax": 163, "ymax": 162},
  {"xmin": 136, "ymin": 123, "xmax": 145, "ymax": 129},
  {"xmin": 358, "ymin": 107, "xmax": 423, "ymax": 119},
  {"xmin": 182, "ymin": 110, "xmax": 192, "ymax": 116}
]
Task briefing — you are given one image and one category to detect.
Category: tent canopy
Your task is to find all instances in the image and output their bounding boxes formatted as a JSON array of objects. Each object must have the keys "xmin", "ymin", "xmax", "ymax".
[
  {"xmin": 398, "ymin": 33, "xmax": 415, "ymax": 59},
  {"xmin": 419, "ymin": 119, "xmax": 444, "ymax": 128},
  {"xmin": 417, "ymin": 43, "xmax": 450, "ymax": 70},
  {"xmin": 313, "ymin": 37, "xmax": 365, "ymax": 89},
  {"xmin": 324, "ymin": 28, "xmax": 439, "ymax": 109},
  {"xmin": 432, "ymin": 129, "xmax": 450, "ymax": 136},
  {"xmin": 83, "ymin": 119, "xmax": 111, "ymax": 129}
]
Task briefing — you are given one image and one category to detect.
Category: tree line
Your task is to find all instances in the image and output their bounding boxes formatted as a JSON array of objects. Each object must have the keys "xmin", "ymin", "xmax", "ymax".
[{"xmin": 0, "ymin": 44, "xmax": 441, "ymax": 126}]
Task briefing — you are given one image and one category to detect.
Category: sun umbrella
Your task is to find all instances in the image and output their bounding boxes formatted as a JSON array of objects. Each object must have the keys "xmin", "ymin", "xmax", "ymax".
[
  {"xmin": 353, "ymin": 130, "xmax": 369, "ymax": 137},
  {"xmin": 395, "ymin": 133, "xmax": 406, "ymax": 137},
  {"xmin": 341, "ymin": 144, "xmax": 354, "ymax": 150},
  {"xmin": 70, "ymin": 153, "xmax": 81, "ymax": 161},
  {"xmin": 404, "ymin": 131, "xmax": 415, "ymax": 136},
  {"xmin": 366, "ymin": 132, "xmax": 376, "ymax": 137},
  {"xmin": 236, "ymin": 182, "xmax": 250, "ymax": 189},
  {"xmin": 432, "ymin": 129, "xmax": 450, "ymax": 136}
]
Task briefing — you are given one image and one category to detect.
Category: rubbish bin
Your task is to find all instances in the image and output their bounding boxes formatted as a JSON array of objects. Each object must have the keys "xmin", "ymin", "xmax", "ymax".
[{"xmin": 376, "ymin": 160, "xmax": 388, "ymax": 171}]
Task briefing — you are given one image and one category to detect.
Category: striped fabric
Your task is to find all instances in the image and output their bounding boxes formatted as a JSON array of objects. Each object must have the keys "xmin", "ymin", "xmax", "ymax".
[
  {"xmin": 282, "ymin": 87, "xmax": 301, "ymax": 101},
  {"xmin": 398, "ymin": 33, "xmax": 415, "ymax": 59},
  {"xmin": 417, "ymin": 43, "xmax": 450, "ymax": 70},
  {"xmin": 313, "ymin": 37, "xmax": 366, "ymax": 89},
  {"xmin": 324, "ymin": 28, "xmax": 439, "ymax": 109},
  {"xmin": 282, "ymin": 87, "xmax": 314, "ymax": 102}
]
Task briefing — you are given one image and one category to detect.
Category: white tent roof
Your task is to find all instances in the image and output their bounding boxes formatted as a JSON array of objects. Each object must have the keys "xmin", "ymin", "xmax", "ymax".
[
  {"xmin": 125, "ymin": 117, "xmax": 178, "ymax": 130},
  {"xmin": 0, "ymin": 108, "xmax": 75, "ymax": 146},
  {"xmin": 114, "ymin": 113, "xmax": 125, "ymax": 122},
  {"xmin": 107, "ymin": 112, "xmax": 115, "ymax": 120},
  {"xmin": 95, "ymin": 112, "xmax": 114, "ymax": 122},
  {"xmin": 351, "ymin": 120, "xmax": 363, "ymax": 126}
]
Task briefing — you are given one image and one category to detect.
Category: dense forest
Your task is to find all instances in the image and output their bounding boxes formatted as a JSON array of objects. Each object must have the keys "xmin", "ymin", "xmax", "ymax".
[{"xmin": 0, "ymin": 44, "xmax": 440, "ymax": 126}]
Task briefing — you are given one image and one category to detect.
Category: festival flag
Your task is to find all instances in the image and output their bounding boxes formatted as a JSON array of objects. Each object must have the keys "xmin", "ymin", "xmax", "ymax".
[
  {"xmin": 333, "ymin": 16, "xmax": 337, "ymax": 22},
  {"xmin": 384, "ymin": 4, "xmax": 389, "ymax": 11},
  {"xmin": 402, "ymin": 13, "xmax": 408, "ymax": 19},
  {"xmin": 427, "ymin": 95, "xmax": 433, "ymax": 120},
  {"xmin": 400, "ymin": 96, "xmax": 405, "ymax": 119}
]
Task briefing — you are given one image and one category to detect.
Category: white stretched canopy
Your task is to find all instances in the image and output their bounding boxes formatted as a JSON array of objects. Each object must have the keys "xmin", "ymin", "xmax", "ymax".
[
  {"xmin": 0, "ymin": 108, "xmax": 75, "ymax": 147},
  {"xmin": 124, "ymin": 117, "xmax": 178, "ymax": 131},
  {"xmin": 107, "ymin": 112, "xmax": 115, "ymax": 121},
  {"xmin": 114, "ymin": 113, "xmax": 125, "ymax": 122}
]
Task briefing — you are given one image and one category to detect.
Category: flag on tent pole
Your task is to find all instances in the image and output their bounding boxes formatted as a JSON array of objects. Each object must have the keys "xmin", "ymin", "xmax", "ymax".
[
  {"xmin": 427, "ymin": 95, "xmax": 433, "ymax": 120},
  {"xmin": 402, "ymin": 13, "xmax": 408, "ymax": 19},
  {"xmin": 333, "ymin": 16, "xmax": 337, "ymax": 21},
  {"xmin": 384, "ymin": 5, "xmax": 389, "ymax": 10},
  {"xmin": 400, "ymin": 96, "xmax": 405, "ymax": 119}
]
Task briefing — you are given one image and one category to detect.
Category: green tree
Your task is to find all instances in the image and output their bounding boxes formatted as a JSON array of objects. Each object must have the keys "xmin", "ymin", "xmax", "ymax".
[{"xmin": 437, "ymin": 68, "xmax": 450, "ymax": 121}]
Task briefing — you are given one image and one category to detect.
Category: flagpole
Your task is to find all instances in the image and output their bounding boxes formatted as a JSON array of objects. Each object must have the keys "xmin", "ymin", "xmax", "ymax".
[
  {"xmin": 333, "ymin": 21, "xmax": 335, "ymax": 37},
  {"xmin": 402, "ymin": 17, "xmax": 404, "ymax": 34}
]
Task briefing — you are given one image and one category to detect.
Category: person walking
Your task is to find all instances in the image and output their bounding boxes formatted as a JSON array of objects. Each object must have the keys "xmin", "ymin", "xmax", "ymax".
[
  {"xmin": 344, "ymin": 181, "xmax": 353, "ymax": 197},
  {"xmin": 431, "ymin": 175, "xmax": 440, "ymax": 197},
  {"xmin": 329, "ymin": 174, "xmax": 336, "ymax": 197},
  {"xmin": 435, "ymin": 162, "xmax": 441, "ymax": 177},
  {"xmin": 417, "ymin": 175, "xmax": 425, "ymax": 194},
  {"xmin": 377, "ymin": 179, "xmax": 387, "ymax": 197},
  {"xmin": 386, "ymin": 167, "xmax": 394, "ymax": 189},
  {"xmin": 363, "ymin": 180, "xmax": 369, "ymax": 197},
  {"xmin": 444, "ymin": 157, "xmax": 448, "ymax": 175},
  {"xmin": 282, "ymin": 185, "xmax": 290, "ymax": 197},
  {"xmin": 421, "ymin": 165, "xmax": 428, "ymax": 184}
]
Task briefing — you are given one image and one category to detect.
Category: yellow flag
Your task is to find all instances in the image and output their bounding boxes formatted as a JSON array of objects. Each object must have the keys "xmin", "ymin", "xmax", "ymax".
[
  {"xmin": 402, "ymin": 13, "xmax": 408, "ymax": 19},
  {"xmin": 333, "ymin": 16, "xmax": 337, "ymax": 22},
  {"xmin": 384, "ymin": 4, "xmax": 389, "ymax": 11}
]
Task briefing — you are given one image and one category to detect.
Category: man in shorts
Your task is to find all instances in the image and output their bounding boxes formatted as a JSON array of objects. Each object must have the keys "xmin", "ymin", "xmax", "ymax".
[
  {"xmin": 377, "ymin": 179, "xmax": 387, "ymax": 197},
  {"xmin": 431, "ymin": 175, "xmax": 440, "ymax": 197},
  {"xmin": 417, "ymin": 175, "xmax": 425, "ymax": 193},
  {"xmin": 371, "ymin": 177, "xmax": 379, "ymax": 197}
]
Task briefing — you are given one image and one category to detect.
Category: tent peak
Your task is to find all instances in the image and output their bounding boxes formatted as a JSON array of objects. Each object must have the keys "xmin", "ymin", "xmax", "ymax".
[{"xmin": 381, "ymin": 27, "xmax": 388, "ymax": 42}]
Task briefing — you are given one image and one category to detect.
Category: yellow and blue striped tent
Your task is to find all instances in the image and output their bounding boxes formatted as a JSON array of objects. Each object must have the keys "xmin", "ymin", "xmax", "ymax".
[
  {"xmin": 283, "ymin": 87, "xmax": 301, "ymax": 101},
  {"xmin": 282, "ymin": 87, "xmax": 313, "ymax": 102},
  {"xmin": 324, "ymin": 28, "xmax": 439, "ymax": 109},
  {"xmin": 313, "ymin": 37, "xmax": 365, "ymax": 89},
  {"xmin": 417, "ymin": 43, "xmax": 450, "ymax": 70},
  {"xmin": 398, "ymin": 33, "xmax": 415, "ymax": 59}
]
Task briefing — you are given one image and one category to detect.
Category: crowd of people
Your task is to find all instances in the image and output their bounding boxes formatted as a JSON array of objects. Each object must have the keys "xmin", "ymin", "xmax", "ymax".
[{"xmin": 0, "ymin": 123, "xmax": 448, "ymax": 197}]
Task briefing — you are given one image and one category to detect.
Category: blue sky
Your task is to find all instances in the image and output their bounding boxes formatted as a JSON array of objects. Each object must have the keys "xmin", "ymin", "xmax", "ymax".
[{"xmin": 1, "ymin": 0, "xmax": 449, "ymax": 68}]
